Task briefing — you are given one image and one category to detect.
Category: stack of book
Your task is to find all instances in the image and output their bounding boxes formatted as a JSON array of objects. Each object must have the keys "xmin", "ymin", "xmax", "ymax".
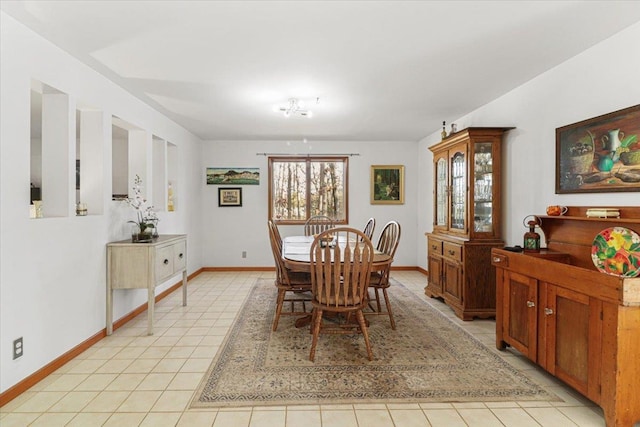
[{"xmin": 586, "ymin": 208, "xmax": 620, "ymax": 218}]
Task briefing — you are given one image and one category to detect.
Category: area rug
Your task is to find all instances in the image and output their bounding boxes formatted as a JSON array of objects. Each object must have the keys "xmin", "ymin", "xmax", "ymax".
[{"xmin": 191, "ymin": 279, "xmax": 557, "ymax": 408}]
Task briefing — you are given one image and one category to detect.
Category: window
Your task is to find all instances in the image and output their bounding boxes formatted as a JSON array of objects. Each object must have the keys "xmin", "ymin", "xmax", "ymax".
[{"xmin": 268, "ymin": 156, "xmax": 348, "ymax": 224}]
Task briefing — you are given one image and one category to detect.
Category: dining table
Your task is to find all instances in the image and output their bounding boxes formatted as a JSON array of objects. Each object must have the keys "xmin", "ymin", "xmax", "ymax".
[
  {"xmin": 281, "ymin": 235, "xmax": 393, "ymax": 272},
  {"xmin": 281, "ymin": 235, "xmax": 393, "ymax": 328}
]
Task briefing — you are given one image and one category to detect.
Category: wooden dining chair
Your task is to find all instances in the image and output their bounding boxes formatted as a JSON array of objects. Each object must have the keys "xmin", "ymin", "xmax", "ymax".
[
  {"xmin": 362, "ymin": 217, "xmax": 375, "ymax": 241},
  {"xmin": 268, "ymin": 220, "xmax": 312, "ymax": 331},
  {"xmin": 304, "ymin": 215, "xmax": 334, "ymax": 236},
  {"xmin": 309, "ymin": 227, "xmax": 375, "ymax": 362},
  {"xmin": 366, "ymin": 220, "xmax": 401, "ymax": 330}
]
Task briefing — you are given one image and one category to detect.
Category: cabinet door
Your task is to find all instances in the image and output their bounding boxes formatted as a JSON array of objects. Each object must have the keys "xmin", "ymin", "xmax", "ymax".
[
  {"xmin": 448, "ymin": 143, "xmax": 468, "ymax": 234},
  {"xmin": 502, "ymin": 271, "xmax": 537, "ymax": 361},
  {"xmin": 443, "ymin": 259, "xmax": 462, "ymax": 306},
  {"xmin": 433, "ymin": 152, "xmax": 449, "ymax": 232},
  {"xmin": 540, "ymin": 283, "xmax": 601, "ymax": 401},
  {"xmin": 472, "ymin": 140, "xmax": 495, "ymax": 236},
  {"xmin": 427, "ymin": 255, "xmax": 443, "ymax": 296}
]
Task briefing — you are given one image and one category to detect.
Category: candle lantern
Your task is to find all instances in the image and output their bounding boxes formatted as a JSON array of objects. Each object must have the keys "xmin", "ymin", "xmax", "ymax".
[{"xmin": 523, "ymin": 216, "xmax": 541, "ymax": 253}]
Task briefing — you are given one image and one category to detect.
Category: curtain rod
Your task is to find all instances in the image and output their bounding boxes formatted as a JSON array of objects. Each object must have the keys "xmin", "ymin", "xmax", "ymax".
[{"xmin": 256, "ymin": 153, "xmax": 360, "ymax": 157}]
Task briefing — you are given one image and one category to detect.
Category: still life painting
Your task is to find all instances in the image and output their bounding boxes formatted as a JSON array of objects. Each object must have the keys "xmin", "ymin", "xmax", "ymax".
[{"xmin": 556, "ymin": 104, "xmax": 640, "ymax": 193}]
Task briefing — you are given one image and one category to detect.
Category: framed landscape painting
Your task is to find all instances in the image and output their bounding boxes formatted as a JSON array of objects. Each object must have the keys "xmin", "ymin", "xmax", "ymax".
[
  {"xmin": 218, "ymin": 187, "xmax": 242, "ymax": 207},
  {"xmin": 371, "ymin": 165, "xmax": 405, "ymax": 204},
  {"xmin": 207, "ymin": 167, "xmax": 259, "ymax": 185},
  {"xmin": 556, "ymin": 104, "xmax": 640, "ymax": 193}
]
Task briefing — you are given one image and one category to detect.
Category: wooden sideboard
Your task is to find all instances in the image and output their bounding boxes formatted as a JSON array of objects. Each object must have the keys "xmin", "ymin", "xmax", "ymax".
[
  {"xmin": 492, "ymin": 207, "xmax": 639, "ymax": 427},
  {"xmin": 107, "ymin": 234, "xmax": 187, "ymax": 335}
]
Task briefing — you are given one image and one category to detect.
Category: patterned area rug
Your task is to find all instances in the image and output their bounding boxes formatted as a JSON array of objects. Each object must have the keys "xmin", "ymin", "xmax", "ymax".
[{"xmin": 191, "ymin": 279, "xmax": 557, "ymax": 408}]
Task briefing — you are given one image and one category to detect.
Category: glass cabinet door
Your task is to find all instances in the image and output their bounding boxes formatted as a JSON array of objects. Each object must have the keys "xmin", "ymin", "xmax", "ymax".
[
  {"xmin": 473, "ymin": 141, "xmax": 493, "ymax": 233},
  {"xmin": 450, "ymin": 151, "xmax": 466, "ymax": 230},
  {"xmin": 435, "ymin": 157, "xmax": 448, "ymax": 227}
]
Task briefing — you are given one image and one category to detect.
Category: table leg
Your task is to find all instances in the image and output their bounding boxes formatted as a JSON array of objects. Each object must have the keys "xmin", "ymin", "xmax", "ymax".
[
  {"xmin": 147, "ymin": 287, "xmax": 154, "ymax": 335},
  {"xmin": 106, "ymin": 287, "xmax": 113, "ymax": 335},
  {"xmin": 182, "ymin": 270, "xmax": 187, "ymax": 306}
]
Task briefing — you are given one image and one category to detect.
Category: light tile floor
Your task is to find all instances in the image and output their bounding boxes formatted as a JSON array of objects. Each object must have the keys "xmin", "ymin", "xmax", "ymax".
[{"xmin": 0, "ymin": 271, "xmax": 608, "ymax": 427}]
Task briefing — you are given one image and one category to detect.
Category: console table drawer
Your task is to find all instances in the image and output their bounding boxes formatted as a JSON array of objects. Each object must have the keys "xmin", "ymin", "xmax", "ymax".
[
  {"xmin": 155, "ymin": 245, "xmax": 175, "ymax": 281},
  {"xmin": 173, "ymin": 240, "xmax": 186, "ymax": 271}
]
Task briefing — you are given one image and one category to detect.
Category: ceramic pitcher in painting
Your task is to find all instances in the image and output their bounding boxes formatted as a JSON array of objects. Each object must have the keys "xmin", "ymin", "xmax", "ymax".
[{"xmin": 601, "ymin": 129, "xmax": 624, "ymax": 161}]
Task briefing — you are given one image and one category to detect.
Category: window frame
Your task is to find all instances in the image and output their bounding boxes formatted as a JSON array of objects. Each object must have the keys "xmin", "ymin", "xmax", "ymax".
[{"xmin": 268, "ymin": 156, "xmax": 349, "ymax": 225}]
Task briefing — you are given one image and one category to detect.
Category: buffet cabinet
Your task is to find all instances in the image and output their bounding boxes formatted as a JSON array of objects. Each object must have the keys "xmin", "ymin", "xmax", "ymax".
[
  {"xmin": 425, "ymin": 127, "xmax": 513, "ymax": 320},
  {"xmin": 493, "ymin": 207, "xmax": 640, "ymax": 427},
  {"xmin": 107, "ymin": 234, "xmax": 187, "ymax": 335}
]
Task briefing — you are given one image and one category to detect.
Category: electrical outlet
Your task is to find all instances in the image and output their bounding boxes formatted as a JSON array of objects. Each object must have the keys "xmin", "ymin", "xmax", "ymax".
[
  {"xmin": 242, "ymin": 251, "xmax": 247, "ymax": 258},
  {"xmin": 13, "ymin": 337, "xmax": 23, "ymax": 360}
]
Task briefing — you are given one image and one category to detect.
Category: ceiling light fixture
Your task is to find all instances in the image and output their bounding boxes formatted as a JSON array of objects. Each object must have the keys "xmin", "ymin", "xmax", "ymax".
[{"xmin": 278, "ymin": 98, "xmax": 313, "ymax": 118}]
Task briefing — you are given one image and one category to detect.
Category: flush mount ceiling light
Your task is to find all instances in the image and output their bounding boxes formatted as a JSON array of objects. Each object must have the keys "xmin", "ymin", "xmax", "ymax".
[{"xmin": 277, "ymin": 98, "xmax": 315, "ymax": 118}]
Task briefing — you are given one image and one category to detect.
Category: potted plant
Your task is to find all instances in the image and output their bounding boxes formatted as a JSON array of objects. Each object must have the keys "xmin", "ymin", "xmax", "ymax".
[{"xmin": 125, "ymin": 175, "xmax": 159, "ymax": 242}]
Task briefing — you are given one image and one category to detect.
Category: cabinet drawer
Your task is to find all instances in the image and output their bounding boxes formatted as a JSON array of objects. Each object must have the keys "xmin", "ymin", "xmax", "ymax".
[
  {"xmin": 155, "ymin": 245, "xmax": 175, "ymax": 281},
  {"xmin": 428, "ymin": 239, "xmax": 443, "ymax": 255},
  {"xmin": 173, "ymin": 240, "xmax": 186, "ymax": 271},
  {"xmin": 491, "ymin": 253, "xmax": 508, "ymax": 267},
  {"xmin": 443, "ymin": 242, "xmax": 462, "ymax": 262}
]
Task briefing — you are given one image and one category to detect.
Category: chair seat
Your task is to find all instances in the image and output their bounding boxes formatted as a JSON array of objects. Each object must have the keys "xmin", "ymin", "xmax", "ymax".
[
  {"xmin": 369, "ymin": 271, "xmax": 389, "ymax": 288},
  {"xmin": 289, "ymin": 271, "xmax": 312, "ymax": 285},
  {"xmin": 315, "ymin": 292, "xmax": 362, "ymax": 306}
]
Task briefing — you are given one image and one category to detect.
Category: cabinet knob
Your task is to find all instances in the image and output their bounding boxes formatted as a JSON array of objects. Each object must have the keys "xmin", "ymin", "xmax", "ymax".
[
  {"xmin": 179, "ymin": 253, "xmax": 184, "ymax": 259},
  {"xmin": 431, "ymin": 245, "xmax": 437, "ymax": 250},
  {"xmin": 493, "ymin": 257, "xmax": 501, "ymax": 263},
  {"xmin": 448, "ymin": 250, "xmax": 455, "ymax": 255},
  {"xmin": 544, "ymin": 308, "xmax": 554, "ymax": 316},
  {"xmin": 526, "ymin": 300, "xmax": 535, "ymax": 308},
  {"xmin": 164, "ymin": 259, "xmax": 169, "ymax": 265}
]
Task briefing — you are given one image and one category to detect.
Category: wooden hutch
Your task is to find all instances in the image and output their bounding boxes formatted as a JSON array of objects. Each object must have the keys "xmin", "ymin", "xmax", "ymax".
[
  {"xmin": 492, "ymin": 206, "xmax": 640, "ymax": 427},
  {"xmin": 425, "ymin": 127, "xmax": 513, "ymax": 320}
]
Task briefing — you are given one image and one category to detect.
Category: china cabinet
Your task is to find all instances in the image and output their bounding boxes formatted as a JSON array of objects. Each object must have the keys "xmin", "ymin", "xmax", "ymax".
[
  {"xmin": 493, "ymin": 206, "xmax": 640, "ymax": 427},
  {"xmin": 425, "ymin": 127, "xmax": 513, "ymax": 320}
]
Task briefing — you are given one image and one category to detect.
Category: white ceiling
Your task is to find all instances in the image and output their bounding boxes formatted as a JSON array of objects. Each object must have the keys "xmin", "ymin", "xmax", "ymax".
[{"xmin": 4, "ymin": 1, "xmax": 640, "ymax": 142}]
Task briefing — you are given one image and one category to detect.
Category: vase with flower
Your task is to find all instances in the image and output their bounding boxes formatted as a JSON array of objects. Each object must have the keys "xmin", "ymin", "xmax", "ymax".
[{"xmin": 126, "ymin": 175, "xmax": 159, "ymax": 243}]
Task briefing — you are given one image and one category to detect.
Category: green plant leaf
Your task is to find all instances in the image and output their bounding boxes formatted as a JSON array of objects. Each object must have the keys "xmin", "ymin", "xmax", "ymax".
[{"xmin": 620, "ymin": 134, "xmax": 637, "ymax": 148}]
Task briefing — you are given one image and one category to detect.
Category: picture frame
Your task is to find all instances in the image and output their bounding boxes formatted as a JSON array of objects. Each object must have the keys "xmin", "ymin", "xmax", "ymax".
[
  {"xmin": 556, "ymin": 104, "xmax": 640, "ymax": 194},
  {"xmin": 218, "ymin": 187, "xmax": 242, "ymax": 207},
  {"xmin": 207, "ymin": 167, "xmax": 259, "ymax": 185},
  {"xmin": 371, "ymin": 165, "xmax": 405, "ymax": 204}
]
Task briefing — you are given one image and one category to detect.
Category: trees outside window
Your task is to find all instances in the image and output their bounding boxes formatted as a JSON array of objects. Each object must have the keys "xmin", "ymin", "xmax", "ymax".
[{"xmin": 268, "ymin": 157, "xmax": 348, "ymax": 224}]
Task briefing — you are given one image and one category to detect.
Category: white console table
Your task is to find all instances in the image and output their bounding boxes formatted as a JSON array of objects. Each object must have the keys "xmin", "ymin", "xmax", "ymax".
[{"xmin": 106, "ymin": 234, "xmax": 187, "ymax": 335}]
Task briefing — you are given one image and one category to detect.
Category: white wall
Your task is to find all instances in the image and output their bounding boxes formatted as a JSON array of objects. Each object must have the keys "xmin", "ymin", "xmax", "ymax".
[
  {"xmin": 417, "ymin": 22, "xmax": 640, "ymax": 270},
  {"xmin": 0, "ymin": 12, "xmax": 203, "ymax": 393},
  {"xmin": 201, "ymin": 140, "xmax": 418, "ymax": 268},
  {"xmin": 2, "ymin": 8, "xmax": 639, "ymax": 398}
]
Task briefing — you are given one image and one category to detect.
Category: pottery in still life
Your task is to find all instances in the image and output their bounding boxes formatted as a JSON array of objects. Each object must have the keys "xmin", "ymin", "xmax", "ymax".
[{"xmin": 601, "ymin": 129, "xmax": 624, "ymax": 162}]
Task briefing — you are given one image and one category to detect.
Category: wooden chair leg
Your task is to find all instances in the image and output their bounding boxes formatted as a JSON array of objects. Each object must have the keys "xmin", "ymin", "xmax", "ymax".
[
  {"xmin": 382, "ymin": 288, "xmax": 396, "ymax": 330},
  {"xmin": 309, "ymin": 308, "xmax": 323, "ymax": 362},
  {"xmin": 355, "ymin": 309, "xmax": 373, "ymax": 361},
  {"xmin": 272, "ymin": 289, "xmax": 286, "ymax": 331},
  {"xmin": 374, "ymin": 288, "xmax": 382, "ymax": 312}
]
